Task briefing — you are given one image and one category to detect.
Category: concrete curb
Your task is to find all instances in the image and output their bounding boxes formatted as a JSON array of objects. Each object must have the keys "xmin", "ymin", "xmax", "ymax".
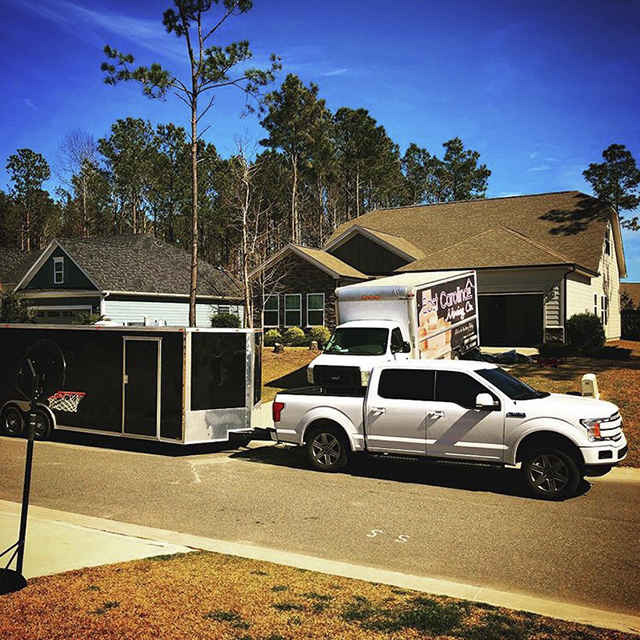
[{"xmin": 1, "ymin": 500, "xmax": 638, "ymax": 635}]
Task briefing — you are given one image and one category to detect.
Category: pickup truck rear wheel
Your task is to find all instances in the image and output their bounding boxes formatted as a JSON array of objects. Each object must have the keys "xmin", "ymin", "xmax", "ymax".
[
  {"xmin": 522, "ymin": 448, "xmax": 580, "ymax": 500},
  {"xmin": 306, "ymin": 426, "xmax": 349, "ymax": 472}
]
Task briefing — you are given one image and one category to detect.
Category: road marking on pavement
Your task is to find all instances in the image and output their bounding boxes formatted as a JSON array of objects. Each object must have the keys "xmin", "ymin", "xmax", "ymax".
[{"xmin": 1, "ymin": 499, "xmax": 637, "ymax": 636}]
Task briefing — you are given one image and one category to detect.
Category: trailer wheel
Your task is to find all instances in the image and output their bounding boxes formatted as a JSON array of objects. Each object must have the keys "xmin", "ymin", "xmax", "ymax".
[
  {"xmin": 27, "ymin": 409, "xmax": 52, "ymax": 441},
  {"xmin": 522, "ymin": 448, "xmax": 580, "ymax": 500},
  {"xmin": 1, "ymin": 405, "xmax": 25, "ymax": 437},
  {"xmin": 306, "ymin": 424, "xmax": 349, "ymax": 472}
]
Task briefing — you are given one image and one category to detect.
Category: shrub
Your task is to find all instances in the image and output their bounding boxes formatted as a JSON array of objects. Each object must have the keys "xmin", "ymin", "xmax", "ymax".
[
  {"xmin": 565, "ymin": 313, "xmax": 605, "ymax": 353},
  {"xmin": 282, "ymin": 326, "xmax": 305, "ymax": 345},
  {"xmin": 309, "ymin": 326, "xmax": 331, "ymax": 346},
  {"xmin": 264, "ymin": 328, "xmax": 282, "ymax": 346},
  {"xmin": 211, "ymin": 312, "xmax": 240, "ymax": 328},
  {"xmin": 622, "ymin": 309, "xmax": 640, "ymax": 340},
  {"xmin": 0, "ymin": 292, "xmax": 35, "ymax": 323},
  {"xmin": 71, "ymin": 311, "xmax": 104, "ymax": 325}
]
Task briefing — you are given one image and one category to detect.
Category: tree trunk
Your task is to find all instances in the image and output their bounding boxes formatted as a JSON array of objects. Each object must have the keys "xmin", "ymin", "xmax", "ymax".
[
  {"xmin": 189, "ymin": 96, "xmax": 199, "ymax": 327},
  {"xmin": 356, "ymin": 168, "xmax": 360, "ymax": 218},
  {"xmin": 291, "ymin": 157, "xmax": 298, "ymax": 244}
]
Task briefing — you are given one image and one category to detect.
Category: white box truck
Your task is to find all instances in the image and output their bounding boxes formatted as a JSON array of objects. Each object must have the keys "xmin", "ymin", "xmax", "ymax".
[{"xmin": 307, "ymin": 270, "xmax": 479, "ymax": 387}]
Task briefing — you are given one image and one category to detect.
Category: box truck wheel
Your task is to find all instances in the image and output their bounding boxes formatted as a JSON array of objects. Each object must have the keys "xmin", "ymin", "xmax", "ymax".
[
  {"xmin": 522, "ymin": 448, "xmax": 580, "ymax": 500},
  {"xmin": 306, "ymin": 423, "xmax": 349, "ymax": 472},
  {"xmin": 1, "ymin": 405, "xmax": 25, "ymax": 436}
]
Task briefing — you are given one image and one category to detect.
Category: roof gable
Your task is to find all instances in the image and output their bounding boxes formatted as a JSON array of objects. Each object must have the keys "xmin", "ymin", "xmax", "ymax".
[{"xmin": 327, "ymin": 191, "xmax": 615, "ymax": 274}]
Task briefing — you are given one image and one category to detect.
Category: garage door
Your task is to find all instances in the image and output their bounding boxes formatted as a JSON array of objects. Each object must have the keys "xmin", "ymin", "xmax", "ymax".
[{"xmin": 479, "ymin": 295, "xmax": 543, "ymax": 347}]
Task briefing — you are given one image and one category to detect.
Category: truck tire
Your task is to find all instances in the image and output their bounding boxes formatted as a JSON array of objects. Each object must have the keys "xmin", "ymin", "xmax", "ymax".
[
  {"xmin": 1, "ymin": 405, "xmax": 25, "ymax": 436},
  {"xmin": 522, "ymin": 448, "xmax": 581, "ymax": 500},
  {"xmin": 306, "ymin": 425, "xmax": 349, "ymax": 472}
]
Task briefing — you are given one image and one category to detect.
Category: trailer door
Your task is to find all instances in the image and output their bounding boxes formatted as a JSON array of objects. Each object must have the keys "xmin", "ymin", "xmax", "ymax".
[{"xmin": 123, "ymin": 337, "xmax": 161, "ymax": 437}]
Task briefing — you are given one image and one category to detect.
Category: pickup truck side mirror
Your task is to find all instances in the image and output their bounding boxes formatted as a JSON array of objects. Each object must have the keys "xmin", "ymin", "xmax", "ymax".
[
  {"xmin": 402, "ymin": 341, "xmax": 411, "ymax": 353},
  {"xmin": 475, "ymin": 392, "xmax": 499, "ymax": 410}
]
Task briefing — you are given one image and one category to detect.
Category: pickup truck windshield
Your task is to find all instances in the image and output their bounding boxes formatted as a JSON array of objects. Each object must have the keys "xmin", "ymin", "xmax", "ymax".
[
  {"xmin": 324, "ymin": 328, "xmax": 389, "ymax": 356},
  {"xmin": 477, "ymin": 367, "xmax": 549, "ymax": 400}
]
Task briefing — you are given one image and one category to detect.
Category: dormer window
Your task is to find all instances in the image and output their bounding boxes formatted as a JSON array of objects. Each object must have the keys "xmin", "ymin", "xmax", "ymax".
[
  {"xmin": 53, "ymin": 257, "xmax": 64, "ymax": 285},
  {"xmin": 605, "ymin": 225, "xmax": 611, "ymax": 256}
]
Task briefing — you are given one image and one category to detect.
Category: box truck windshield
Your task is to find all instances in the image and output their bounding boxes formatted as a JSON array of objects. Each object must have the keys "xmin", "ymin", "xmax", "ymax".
[{"xmin": 324, "ymin": 327, "xmax": 388, "ymax": 356}]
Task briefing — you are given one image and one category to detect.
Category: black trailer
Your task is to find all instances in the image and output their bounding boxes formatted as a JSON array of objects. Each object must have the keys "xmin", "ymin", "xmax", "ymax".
[{"xmin": 0, "ymin": 324, "xmax": 262, "ymax": 444}]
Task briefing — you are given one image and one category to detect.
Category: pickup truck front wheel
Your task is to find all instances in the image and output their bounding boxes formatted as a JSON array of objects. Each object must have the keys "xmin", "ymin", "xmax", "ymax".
[
  {"xmin": 306, "ymin": 426, "xmax": 349, "ymax": 472},
  {"xmin": 522, "ymin": 449, "xmax": 580, "ymax": 500}
]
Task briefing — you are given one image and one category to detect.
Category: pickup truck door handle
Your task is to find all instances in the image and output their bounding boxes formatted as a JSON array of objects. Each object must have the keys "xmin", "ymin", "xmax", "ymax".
[
  {"xmin": 428, "ymin": 410, "xmax": 445, "ymax": 418},
  {"xmin": 370, "ymin": 407, "xmax": 386, "ymax": 415}
]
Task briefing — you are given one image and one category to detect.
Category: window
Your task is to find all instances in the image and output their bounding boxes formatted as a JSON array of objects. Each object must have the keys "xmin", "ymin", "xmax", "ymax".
[
  {"xmin": 594, "ymin": 294, "xmax": 598, "ymax": 317},
  {"xmin": 603, "ymin": 295, "xmax": 608, "ymax": 325},
  {"xmin": 263, "ymin": 295, "xmax": 279, "ymax": 327},
  {"xmin": 378, "ymin": 369, "xmax": 434, "ymax": 401},
  {"xmin": 324, "ymin": 327, "xmax": 388, "ymax": 355},
  {"xmin": 218, "ymin": 305, "xmax": 230, "ymax": 314},
  {"xmin": 284, "ymin": 294, "xmax": 301, "ymax": 327},
  {"xmin": 306, "ymin": 293, "xmax": 324, "ymax": 326},
  {"xmin": 477, "ymin": 368, "xmax": 547, "ymax": 400},
  {"xmin": 605, "ymin": 226, "xmax": 611, "ymax": 256},
  {"xmin": 390, "ymin": 328, "xmax": 404, "ymax": 353},
  {"xmin": 435, "ymin": 371, "xmax": 496, "ymax": 410},
  {"xmin": 53, "ymin": 257, "xmax": 64, "ymax": 285}
]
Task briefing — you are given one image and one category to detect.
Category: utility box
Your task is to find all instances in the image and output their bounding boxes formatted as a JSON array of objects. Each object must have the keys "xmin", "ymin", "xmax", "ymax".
[{"xmin": 581, "ymin": 373, "xmax": 599, "ymax": 399}]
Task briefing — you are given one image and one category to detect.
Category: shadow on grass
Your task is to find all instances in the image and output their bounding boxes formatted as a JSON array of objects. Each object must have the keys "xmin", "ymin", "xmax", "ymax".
[
  {"xmin": 230, "ymin": 445, "xmax": 591, "ymax": 501},
  {"xmin": 265, "ymin": 364, "xmax": 310, "ymax": 393},
  {"xmin": 511, "ymin": 356, "xmax": 640, "ymax": 383}
]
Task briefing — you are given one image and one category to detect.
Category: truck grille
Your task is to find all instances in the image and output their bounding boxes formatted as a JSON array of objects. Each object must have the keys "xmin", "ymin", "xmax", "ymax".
[{"xmin": 313, "ymin": 365, "xmax": 361, "ymax": 388}]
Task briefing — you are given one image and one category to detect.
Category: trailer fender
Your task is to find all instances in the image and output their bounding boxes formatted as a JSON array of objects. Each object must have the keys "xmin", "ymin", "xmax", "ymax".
[{"xmin": 300, "ymin": 407, "xmax": 364, "ymax": 452}]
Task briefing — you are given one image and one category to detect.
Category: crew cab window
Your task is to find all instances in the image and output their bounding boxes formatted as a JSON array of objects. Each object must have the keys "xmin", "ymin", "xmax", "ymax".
[
  {"xmin": 378, "ymin": 369, "xmax": 434, "ymax": 401},
  {"xmin": 435, "ymin": 371, "xmax": 495, "ymax": 409},
  {"xmin": 390, "ymin": 328, "xmax": 404, "ymax": 353}
]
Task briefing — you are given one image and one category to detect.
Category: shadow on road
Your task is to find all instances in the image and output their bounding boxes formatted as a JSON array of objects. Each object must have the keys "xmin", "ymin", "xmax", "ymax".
[
  {"xmin": 46, "ymin": 429, "xmax": 253, "ymax": 457},
  {"xmin": 230, "ymin": 444, "xmax": 591, "ymax": 501}
]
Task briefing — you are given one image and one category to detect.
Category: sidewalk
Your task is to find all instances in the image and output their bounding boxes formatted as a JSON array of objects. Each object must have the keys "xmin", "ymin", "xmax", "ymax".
[
  {"xmin": 1, "ymin": 499, "xmax": 638, "ymax": 635},
  {"xmin": 0, "ymin": 500, "xmax": 191, "ymax": 579}
]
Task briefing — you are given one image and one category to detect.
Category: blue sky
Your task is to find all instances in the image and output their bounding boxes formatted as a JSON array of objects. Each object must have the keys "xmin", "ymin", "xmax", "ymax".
[{"xmin": 2, "ymin": 0, "xmax": 640, "ymax": 279}]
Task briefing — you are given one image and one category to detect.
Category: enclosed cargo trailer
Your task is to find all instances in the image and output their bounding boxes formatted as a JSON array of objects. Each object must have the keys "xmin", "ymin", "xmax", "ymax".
[{"xmin": 0, "ymin": 324, "xmax": 262, "ymax": 444}]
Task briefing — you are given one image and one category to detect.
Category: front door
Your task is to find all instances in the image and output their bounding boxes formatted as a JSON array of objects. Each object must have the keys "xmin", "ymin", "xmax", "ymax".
[
  {"xmin": 123, "ymin": 337, "xmax": 161, "ymax": 437},
  {"xmin": 426, "ymin": 370, "xmax": 505, "ymax": 461},
  {"xmin": 365, "ymin": 368, "xmax": 434, "ymax": 454}
]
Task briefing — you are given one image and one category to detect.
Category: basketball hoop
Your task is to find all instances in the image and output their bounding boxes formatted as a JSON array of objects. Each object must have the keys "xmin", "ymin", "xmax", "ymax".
[{"xmin": 47, "ymin": 391, "xmax": 86, "ymax": 413}]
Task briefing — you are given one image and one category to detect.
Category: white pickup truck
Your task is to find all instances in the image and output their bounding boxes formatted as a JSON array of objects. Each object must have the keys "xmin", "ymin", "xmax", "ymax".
[{"xmin": 270, "ymin": 360, "xmax": 627, "ymax": 500}]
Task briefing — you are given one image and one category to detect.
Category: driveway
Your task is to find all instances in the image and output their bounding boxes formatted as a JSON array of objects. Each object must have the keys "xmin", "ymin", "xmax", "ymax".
[{"xmin": 1, "ymin": 434, "xmax": 638, "ymax": 617}]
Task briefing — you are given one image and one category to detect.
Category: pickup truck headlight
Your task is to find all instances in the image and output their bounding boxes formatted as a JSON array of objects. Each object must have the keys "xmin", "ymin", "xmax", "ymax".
[
  {"xmin": 360, "ymin": 369, "xmax": 371, "ymax": 387},
  {"xmin": 306, "ymin": 367, "xmax": 314, "ymax": 384},
  {"xmin": 580, "ymin": 418, "xmax": 603, "ymax": 441}
]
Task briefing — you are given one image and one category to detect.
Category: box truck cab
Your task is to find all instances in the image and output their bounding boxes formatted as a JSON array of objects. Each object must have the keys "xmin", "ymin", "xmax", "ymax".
[{"xmin": 307, "ymin": 271, "xmax": 479, "ymax": 387}]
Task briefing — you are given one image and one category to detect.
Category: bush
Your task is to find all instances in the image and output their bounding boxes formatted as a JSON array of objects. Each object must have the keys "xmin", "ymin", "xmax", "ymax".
[
  {"xmin": 622, "ymin": 309, "xmax": 640, "ymax": 340},
  {"xmin": 211, "ymin": 312, "xmax": 240, "ymax": 328},
  {"xmin": 264, "ymin": 328, "xmax": 282, "ymax": 346},
  {"xmin": 565, "ymin": 313, "xmax": 605, "ymax": 353},
  {"xmin": 309, "ymin": 326, "xmax": 331, "ymax": 346},
  {"xmin": 0, "ymin": 292, "xmax": 35, "ymax": 323},
  {"xmin": 71, "ymin": 311, "xmax": 104, "ymax": 325},
  {"xmin": 282, "ymin": 326, "xmax": 305, "ymax": 345}
]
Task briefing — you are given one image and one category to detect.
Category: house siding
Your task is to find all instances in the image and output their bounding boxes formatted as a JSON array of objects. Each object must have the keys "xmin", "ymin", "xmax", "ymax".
[
  {"xmin": 329, "ymin": 234, "xmax": 409, "ymax": 275},
  {"xmin": 565, "ymin": 223, "xmax": 621, "ymax": 341},
  {"xmin": 24, "ymin": 246, "xmax": 97, "ymax": 290},
  {"xmin": 103, "ymin": 299, "xmax": 243, "ymax": 327}
]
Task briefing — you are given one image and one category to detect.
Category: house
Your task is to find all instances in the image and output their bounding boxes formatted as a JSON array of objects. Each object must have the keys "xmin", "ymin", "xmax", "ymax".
[
  {"xmin": 0, "ymin": 235, "xmax": 243, "ymax": 326},
  {"xmin": 253, "ymin": 191, "xmax": 626, "ymax": 346}
]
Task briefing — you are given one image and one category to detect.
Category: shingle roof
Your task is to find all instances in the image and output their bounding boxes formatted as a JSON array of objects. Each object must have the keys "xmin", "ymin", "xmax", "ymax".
[
  {"xmin": 621, "ymin": 282, "xmax": 640, "ymax": 309},
  {"xmin": 4, "ymin": 235, "xmax": 241, "ymax": 298},
  {"xmin": 352, "ymin": 228, "xmax": 425, "ymax": 260},
  {"xmin": 327, "ymin": 191, "xmax": 612, "ymax": 274},
  {"xmin": 292, "ymin": 245, "xmax": 368, "ymax": 279},
  {"xmin": 0, "ymin": 248, "xmax": 41, "ymax": 290}
]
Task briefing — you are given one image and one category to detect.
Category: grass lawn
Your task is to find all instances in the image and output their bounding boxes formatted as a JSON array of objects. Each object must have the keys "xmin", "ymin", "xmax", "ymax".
[
  {"xmin": 261, "ymin": 342, "xmax": 639, "ymax": 467},
  {"xmin": 0, "ymin": 551, "xmax": 634, "ymax": 640}
]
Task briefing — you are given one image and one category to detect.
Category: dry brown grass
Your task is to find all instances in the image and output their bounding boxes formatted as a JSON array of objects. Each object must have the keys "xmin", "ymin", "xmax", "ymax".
[
  {"xmin": 0, "ymin": 551, "xmax": 633, "ymax": 640},
  {"xmin": 262, "ymin": 347, "xmax": 318, "ymax": 402},
  {"xmin": 510, "ymin": 340, "xmax": 640, "ymax": 467}
]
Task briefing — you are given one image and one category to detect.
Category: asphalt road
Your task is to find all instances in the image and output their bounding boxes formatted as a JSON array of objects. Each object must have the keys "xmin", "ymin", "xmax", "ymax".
[{"xmin": 1, "ymin": 433, "xmax": 639, "ymax": 616}]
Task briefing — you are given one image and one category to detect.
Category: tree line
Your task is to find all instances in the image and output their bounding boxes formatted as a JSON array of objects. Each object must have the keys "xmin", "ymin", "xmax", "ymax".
[{"xmin": 0, "ymin": 80, "xmax": 492, "ymax": 266}]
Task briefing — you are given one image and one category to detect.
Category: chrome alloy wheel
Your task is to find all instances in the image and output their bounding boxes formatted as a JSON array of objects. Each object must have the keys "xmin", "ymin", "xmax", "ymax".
[
  {"xmin": 310, "ymin": 432, "xmax": 342, "ymax": 468},
  {"xmin": 527, "ymin": 453, "xmax": 570, "ymax": 495}
]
